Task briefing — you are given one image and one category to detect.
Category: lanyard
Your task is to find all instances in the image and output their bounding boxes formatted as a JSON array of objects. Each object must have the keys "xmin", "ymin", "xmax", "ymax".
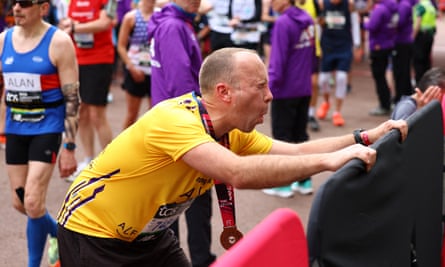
[{"xmin": 192, "ymin": 92, "xmax": 243, "ymax": 250}]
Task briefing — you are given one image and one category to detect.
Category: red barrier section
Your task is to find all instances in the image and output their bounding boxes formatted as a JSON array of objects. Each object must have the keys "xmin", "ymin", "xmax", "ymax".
[{"xmin": 211, "ymin": 208, "xmax": 309, "ymax": 267}]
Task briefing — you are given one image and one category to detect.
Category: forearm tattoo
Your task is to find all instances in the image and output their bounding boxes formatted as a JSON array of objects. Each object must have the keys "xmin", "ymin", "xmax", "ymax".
[{"xmin": 62, "ymin": 82, "xmax": 80, "ymax": 141}]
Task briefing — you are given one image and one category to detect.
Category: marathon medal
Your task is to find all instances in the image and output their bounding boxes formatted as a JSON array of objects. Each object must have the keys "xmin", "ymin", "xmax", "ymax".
[
  {"xmin": 215, "ymin": 182, "xmax": 243, "ymax": 250},
  {"xmin": 220, "ymin": 226, "xmax": 243, "ymax": 250},
  {"xmin": 193, "ymin": 92, "xmax": 244, "ymax": 250}
]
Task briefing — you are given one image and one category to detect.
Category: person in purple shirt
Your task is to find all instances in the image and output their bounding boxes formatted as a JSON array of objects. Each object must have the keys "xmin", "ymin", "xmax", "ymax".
[
  {"xmin": 148, "ymin": 1, "xmax": 202, "ymax": 106},
  {"xmin": 111, "ymin": 0, "xmax": 134, "ymax": 102},
  {"xmin": 364, "ymin": 0, "xmax": 398, "ymax": 116},
  {"xmin": 148, "ymin": 1, "xmax": 216, "ymax": 267},
  {"xmin": 117, "ymin": 0, "xmax": 134, "ymax": 25},
  {"xmin": 262, "ymin": 0, "xmax": 315, "ymax": 198},
  {"xmin": 392, "ymin": 0, "xmax": 416, "ymax": 105}
]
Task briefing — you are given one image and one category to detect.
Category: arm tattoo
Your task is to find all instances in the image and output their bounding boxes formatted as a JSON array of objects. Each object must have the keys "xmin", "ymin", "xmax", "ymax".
[{"xmin": 62, "ymin": 81, "xmax": 80, "ymax": 141}]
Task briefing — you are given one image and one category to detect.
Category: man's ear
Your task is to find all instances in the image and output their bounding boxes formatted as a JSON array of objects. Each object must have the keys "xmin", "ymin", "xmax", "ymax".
[
  {"xmin": 40, "ymin": 2, "xmax": 51, "ymax": 16},
  {"xmin": 216, "ymin": 83, "xmax": 232, "ymax": 102}
]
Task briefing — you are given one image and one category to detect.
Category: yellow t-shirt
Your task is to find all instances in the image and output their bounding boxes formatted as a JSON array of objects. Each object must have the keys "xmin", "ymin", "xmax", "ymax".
[{"xmin": 57, "ymin": 92, "xmax": 273, "ymax": 241}]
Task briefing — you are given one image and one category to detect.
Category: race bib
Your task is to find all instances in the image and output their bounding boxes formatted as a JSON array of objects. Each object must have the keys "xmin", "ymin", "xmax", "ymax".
[
  {"xmin": 74, "ymin": 33, "xmax": 94, "ymax": 48},
  {"xmin": 11, "ymin": 107, "xmax": 45, "ymax": 122},
  {"xmin": 325, "ymin": 11, "xmax": 346, "ymax": 29},
  {"xmin": 140, "ymin": 200, "xmax": 194, "ymax": 234}
]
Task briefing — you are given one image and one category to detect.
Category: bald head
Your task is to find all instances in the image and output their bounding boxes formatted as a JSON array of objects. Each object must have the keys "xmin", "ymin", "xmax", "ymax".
[{"xmin": 199, "ymin": 48, "xmax": 263, "ymax": 95}]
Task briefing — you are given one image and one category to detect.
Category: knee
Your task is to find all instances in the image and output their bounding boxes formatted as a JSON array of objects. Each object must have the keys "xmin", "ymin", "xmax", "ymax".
[
  {"xmin": 89, "ymin": 108, "xmax": 107, "ymax": 125},
  {"xmin": 318, "ymin": 72, "xmax": 331, "ymax": 90},
  {"xmin": 24, "ymin": 196, "xmax": 45, "ymax": 218}
]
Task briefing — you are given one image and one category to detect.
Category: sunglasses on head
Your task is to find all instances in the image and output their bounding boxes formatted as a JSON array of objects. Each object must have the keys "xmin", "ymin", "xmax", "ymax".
[{"xmin": 12, "ymin": 0, "xmax": 46, "ymax": 8}]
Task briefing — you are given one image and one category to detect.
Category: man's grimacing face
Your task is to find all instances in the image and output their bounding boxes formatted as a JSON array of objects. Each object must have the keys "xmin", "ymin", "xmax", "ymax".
[{"xmin": 231, "ymin": 53, "xmax": 273, "ymax": 132}]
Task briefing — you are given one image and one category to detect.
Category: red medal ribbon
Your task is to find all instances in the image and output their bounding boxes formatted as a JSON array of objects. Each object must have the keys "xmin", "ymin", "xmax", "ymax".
[{"xmin": 193, "ymin": 92, "xmax": 243, "ymax": 249}]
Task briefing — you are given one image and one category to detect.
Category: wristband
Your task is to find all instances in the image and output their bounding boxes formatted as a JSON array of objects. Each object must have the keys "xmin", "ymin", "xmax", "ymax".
[
  {"xmin": 63, "ymin": 142, "xmax": 76, "ymax": 151},
  {"xmin": 361, "ymin": 131, "xmax": 371, "ymax": 146},
  {"xmin": 353, "ymin": 129, "xmax": 365, "ymax": 146}
]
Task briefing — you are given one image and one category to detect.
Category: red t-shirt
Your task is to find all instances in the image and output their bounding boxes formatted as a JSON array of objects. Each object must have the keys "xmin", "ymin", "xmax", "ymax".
[{"xmin": 68, "ymin": 0, "xmax": 114, "ymax": 65}]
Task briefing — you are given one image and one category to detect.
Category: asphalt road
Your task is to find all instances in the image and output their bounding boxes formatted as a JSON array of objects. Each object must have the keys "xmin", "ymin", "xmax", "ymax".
[{"xmin": 1, "ymin": 18, "xmax": 445, "ymax": 267}]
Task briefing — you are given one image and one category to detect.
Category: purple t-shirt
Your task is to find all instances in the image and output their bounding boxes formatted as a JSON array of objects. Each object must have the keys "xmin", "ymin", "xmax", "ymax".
[
  {"xmin": 364, "ymin": 0, "xmax": 398, "ymax": 51},
  {"xmin": 268, "ymin": 6, "xmax": 314, "ymax": 99},
  {"xmin": 147, "ymin": 4, "xmax": 202, "ymax": 106},
  {"xmin": 396, "ymin": 0, "xmax": 414, "ymax": 44},
  {"xmin": 117, "ymin": 0, "xmax": 132, "ymax": 23}
]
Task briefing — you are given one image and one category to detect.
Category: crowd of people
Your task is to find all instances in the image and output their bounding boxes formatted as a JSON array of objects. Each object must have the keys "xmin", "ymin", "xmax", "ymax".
[{"xmin": 0, "ymin": 0, "xmax": 441, "ymax": 266}]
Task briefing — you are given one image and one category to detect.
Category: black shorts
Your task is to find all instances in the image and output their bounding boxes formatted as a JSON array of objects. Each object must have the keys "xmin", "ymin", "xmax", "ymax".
[
  {"xmin": 58, "ymin": 225, "xmax": 191, "ymax": 267},
  {"xmin": 320, "ymin": 49, "xmax": 353, "ymax": 72},
  {"xmin": 6, "ymin": 133, "xmax": 62, "ymax": 164},
  {"xmin": 79, "ymin": 64, "xmax": 113, "ymax": 106},
  {"xmin": 261, "ymin": 30, "xmax": 271, "ymax": 45},
  {"xmin": 122, "ymin": 68, "xmax": 151, "ymax": 98}
]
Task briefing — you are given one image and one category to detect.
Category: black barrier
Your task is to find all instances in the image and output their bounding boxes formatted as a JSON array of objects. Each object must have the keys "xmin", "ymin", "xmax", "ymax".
[{"xmin": 307, "ymin": 100, "xmax": 444, "ymax": 267}]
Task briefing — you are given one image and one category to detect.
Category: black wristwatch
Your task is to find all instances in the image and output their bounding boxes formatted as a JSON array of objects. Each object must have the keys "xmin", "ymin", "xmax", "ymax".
[
  {"xmin": 63, "ymin": 142, "xmax": 76, "ymax": 151},
  {"xmin": 353, "ymin": 129, "xmax": 365, "ymax": 146}
]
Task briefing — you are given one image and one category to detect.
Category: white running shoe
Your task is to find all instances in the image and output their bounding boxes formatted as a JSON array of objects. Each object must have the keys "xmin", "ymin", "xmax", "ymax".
[{"xmin": 262, "ymin": 186, "xmax": 294, "ymax": 198}]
